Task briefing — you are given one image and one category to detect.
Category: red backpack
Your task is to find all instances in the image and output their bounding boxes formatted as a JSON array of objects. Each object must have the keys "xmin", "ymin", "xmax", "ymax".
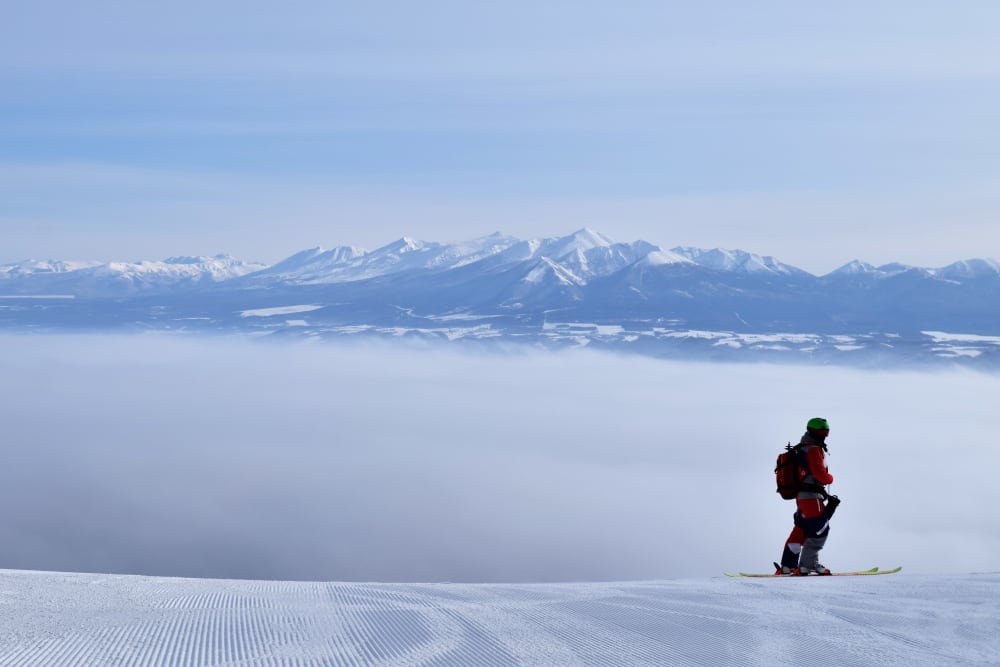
[{"xmin": 774, "ymin": 443, "xmax": 801, "ymax": 499}]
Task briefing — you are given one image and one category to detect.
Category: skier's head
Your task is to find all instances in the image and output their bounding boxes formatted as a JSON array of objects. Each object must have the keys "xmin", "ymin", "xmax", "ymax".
[{"xmin": 806, "ymin": 417, "xmax": 830, "ymax": 440}]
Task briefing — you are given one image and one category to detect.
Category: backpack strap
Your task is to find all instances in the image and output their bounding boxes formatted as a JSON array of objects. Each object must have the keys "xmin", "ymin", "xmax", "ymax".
[
  {"xmin": 795, "ymin": 444, "xmax": 830, "ymax": 500},
  {"xmin": 797, "ymin": 482, "xmax": 829, "ymax": 500}
]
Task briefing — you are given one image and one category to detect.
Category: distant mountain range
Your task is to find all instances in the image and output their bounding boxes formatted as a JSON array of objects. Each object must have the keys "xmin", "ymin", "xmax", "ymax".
[{"xmin": 3, "ymin": 229, "xmax": 1000, "ymax": 367}]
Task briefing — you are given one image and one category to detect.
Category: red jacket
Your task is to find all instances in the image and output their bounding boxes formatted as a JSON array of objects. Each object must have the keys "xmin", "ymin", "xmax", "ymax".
[{"xmin": 802, "ymin": 445, "xmax": 834, "ymax": 485}]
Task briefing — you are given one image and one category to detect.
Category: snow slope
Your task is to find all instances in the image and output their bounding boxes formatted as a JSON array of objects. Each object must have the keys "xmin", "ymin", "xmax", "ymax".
[{"xmin": 0, "ymin": 569, "xmax": 996, "ymax": 666}]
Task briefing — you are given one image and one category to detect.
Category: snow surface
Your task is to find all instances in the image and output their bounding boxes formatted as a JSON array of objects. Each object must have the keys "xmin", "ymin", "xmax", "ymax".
[
  {"xmin": 0, "ymin": 569, "xmax": 995, "ymax": 666},
  {"xmin": 0, "ymin": 259, "xmax": 102, "ymax": 276},
  {"xmin": 240, "ymin": 305, "xmax": 325, "ymax": 318},
  {"xmin": 670, "ymin": 247, "xmax": 802, "ymax": 275}
]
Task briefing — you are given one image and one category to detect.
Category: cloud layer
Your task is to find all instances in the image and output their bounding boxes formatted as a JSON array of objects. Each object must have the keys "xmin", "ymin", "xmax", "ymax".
[{"xmin": 0, "ymin": 335, "xmax": 996, "ymax": 581}]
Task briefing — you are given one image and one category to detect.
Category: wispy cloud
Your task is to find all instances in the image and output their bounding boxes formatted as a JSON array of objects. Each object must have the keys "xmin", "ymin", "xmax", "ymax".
[{"xmin": 4, "ymin": 2, "xmax": 1000, "ymax": 274}]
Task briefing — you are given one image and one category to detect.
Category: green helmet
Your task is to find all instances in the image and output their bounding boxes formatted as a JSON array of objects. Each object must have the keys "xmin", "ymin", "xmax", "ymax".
[{"xmin": 807, "ymin": 417, "xmax": 830, "ymax": 430}]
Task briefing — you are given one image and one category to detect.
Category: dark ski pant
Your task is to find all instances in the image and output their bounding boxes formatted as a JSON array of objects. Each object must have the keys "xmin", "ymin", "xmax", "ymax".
[{"xmin": 780, "ymin": 498, "xmax": 831, "ymax": 570}]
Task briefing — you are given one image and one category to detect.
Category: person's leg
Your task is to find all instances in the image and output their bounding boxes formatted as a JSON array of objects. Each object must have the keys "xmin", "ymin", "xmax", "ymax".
[
  {"xmin": 798, "ymin": 532, "xmax": 829, "ymax": 572},
  {"xmin": 779, "ymin": 524, "xmax": 804, "ymax": 572},
  {"xmin": 796, "ymin": 498, "xmax": 830, "ymax": 573}
]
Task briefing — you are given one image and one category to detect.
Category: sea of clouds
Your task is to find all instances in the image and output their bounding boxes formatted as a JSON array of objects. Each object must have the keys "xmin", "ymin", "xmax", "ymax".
[{"xmin": 0, "ymin": 334, "xmax": 995, "ymax": 582}]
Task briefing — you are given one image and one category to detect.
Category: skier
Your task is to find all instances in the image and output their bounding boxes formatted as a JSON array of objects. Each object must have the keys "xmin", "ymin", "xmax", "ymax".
[{"xmin": 776, "ymin": 417, "xmax": 841, "ymax": 575}]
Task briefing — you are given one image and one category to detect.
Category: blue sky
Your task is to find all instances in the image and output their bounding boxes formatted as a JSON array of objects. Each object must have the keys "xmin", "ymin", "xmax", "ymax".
[{"xmin": 3, "ymin": 1, "xmax": 1000, "ymax": 273}]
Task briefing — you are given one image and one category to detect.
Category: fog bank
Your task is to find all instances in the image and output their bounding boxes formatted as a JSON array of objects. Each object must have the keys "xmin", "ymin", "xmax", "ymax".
[{"xmin": 0, "ymin": 335, "xmax": 995, "ymax": 581}]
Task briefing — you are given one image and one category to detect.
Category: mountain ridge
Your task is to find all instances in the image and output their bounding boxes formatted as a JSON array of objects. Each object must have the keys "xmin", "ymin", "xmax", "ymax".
[
  {"xmin": 4, "ymin": 228, "xmax": 997, "ymax": 286},
  {"xmin": 2, "ymin": 229, "xmax": 999, "ymax": 367}
]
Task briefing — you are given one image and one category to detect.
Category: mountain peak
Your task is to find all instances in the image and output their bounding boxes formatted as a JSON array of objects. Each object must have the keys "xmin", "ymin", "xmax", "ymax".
[
  {"xmin": 671, "ymin": 247, "xmax": 803, "ymax": 275},
  {"xmin": 829, "ymin": 260, "xmax": 877, "ymax": 275},
  {"xmin": 384, "ymin": 236, "xmax": 428, "ymax": 253},
  {"xmin": 0, "ymin": 259, "xmax": 102, "ymax": 276},
  {"xmin": 265, "ymin": 246, "xmax": 365, "ymax": 274},
  {"xmin": 827, "ymin": 261, "xmax": 918, "ymax": 278},
  {"xmin": 164, "ymin": 254, "xmax": 240, "ymax": 265},
  {"xmin": 935, "ymin": 258, "xmax": 1000, "ymax": 279},
  {"xmin": 639, "ymin": 249, "xmax": 695, "ymax": 267},
  {"xmin": 551, "ymin": 229, "xmax": 615, "ymax": 256}
]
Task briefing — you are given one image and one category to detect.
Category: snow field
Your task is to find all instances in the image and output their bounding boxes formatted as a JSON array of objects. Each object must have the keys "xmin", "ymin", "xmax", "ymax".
[{"xmin": 0, "ymin": 570, "xmax": 996, "ymax": 666}]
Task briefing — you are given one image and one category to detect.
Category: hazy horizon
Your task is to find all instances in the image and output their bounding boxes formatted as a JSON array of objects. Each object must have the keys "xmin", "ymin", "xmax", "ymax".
[{"xmin": 3, "ymin": 228, "xmax": 999, "ymax": 276}]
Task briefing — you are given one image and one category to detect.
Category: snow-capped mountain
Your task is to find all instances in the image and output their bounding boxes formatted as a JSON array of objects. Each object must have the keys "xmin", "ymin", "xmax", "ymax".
[
  {"xmin": 241, "ymin": 229, "xmax": 670, "ymax": 287},
  {"xmin": 0, "ymin": 258, "xmax": 103, "ymax": 277},
  {"xmin": 934, "ymin": 258, "xmax": 1000, "ymax": 280},
  {"xmin": 259, "ymin": 245, "xmax": 368, "ymax": 279},
  {"xmin": 245, "ymin": 233, "xmax": 522, "ymax": 285},
  {"xmin": 671, "ymin": 246, "xmax": 805, "ymax": 275},
  {"xmin": 827, "ymin": 260, "xmax": 914, "ymax": 278},
  {"xmin": 3, "ymin": 230, "xmax": 1000, "ymax": 367},
  {"xmin": 0, "ymin": 254, "xmax": 266, "ymax": 296}
]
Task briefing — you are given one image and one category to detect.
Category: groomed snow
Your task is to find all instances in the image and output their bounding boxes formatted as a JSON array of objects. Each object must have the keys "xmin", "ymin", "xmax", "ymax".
[{"xmin": 0, "ymin": 569, "xmax": 995, "ymax": 666}]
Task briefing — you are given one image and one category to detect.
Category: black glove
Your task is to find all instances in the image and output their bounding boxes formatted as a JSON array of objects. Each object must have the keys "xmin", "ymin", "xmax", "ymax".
[{"xmin": 824, "ymin": 494, "xmax": 841, "ymax": 519}]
